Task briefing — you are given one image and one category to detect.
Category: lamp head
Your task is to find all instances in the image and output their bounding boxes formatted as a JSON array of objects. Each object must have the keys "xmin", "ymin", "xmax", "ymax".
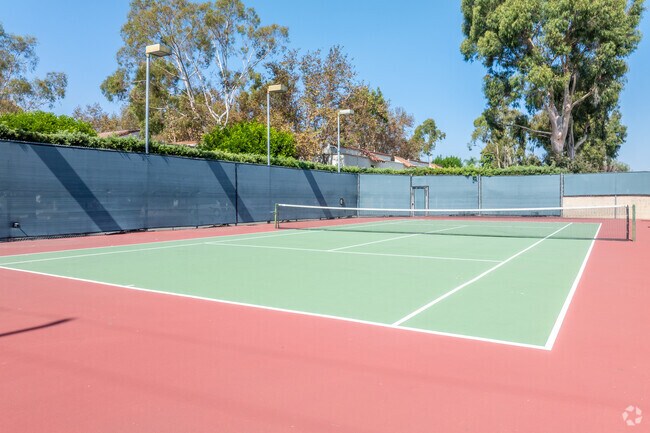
[
  {"xmin": 146, "ymin": 44, "xmax": 172, "ymax": 57},
  {"xmin": 268, "ymin": 84, "xmax": 288, "ymax": 93}
]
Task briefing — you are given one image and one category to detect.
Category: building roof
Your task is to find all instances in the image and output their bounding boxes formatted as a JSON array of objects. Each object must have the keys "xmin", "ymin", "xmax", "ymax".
[
  {"xmin": 97, "ymin": 129, "xmax": 140, "ymax": 138},
  {"xmin": 173, "ymin": 140, "xmax": 199, "ymax": 147},
  {"xmin": 326, "ymin": 144, "xmax": 442, "ymax": 169},
  {"xmin": 393, "ymin": 156, "xmax": 415, "ymax": 168}
]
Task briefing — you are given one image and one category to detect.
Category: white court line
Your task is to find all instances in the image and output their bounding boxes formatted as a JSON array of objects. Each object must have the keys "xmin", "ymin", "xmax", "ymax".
[
  {"xmin": 544, "ymin": 224, "xmax": 602, "ymax": 350},
  {"xmin": 0, "ymin": 231, "xmax": 269, "ymax": 259},
  {"xmin": 228, "ymin": 219, "xmax": 414, "ymax": 242},
  {"xmin": 0, "ymin": 219, "xmax": 454, "ymax": 266},
  {"xmin": 208, "ymin": 229, "xmax": 316, "ymax": 243},
  {"xmin": 295, "ymin": 218, "xmax": 417, "ymax": 231},
  {"xmin": 204, "ymin": 241, "xmax": 501, "ymax": 263},
  {"xmin": 0, "ymin": 221, "xmax": 350, "ymax": 261},
  {"xmin": 328, "ymin": 225, "xmax": 467, "ymax": 252},
  {"xmin": 392, "ymin": 223, "xmax": 573, "ymax": 326},
  {"xmin": 0, "ymin": 265, "xmax": 547, "ymax": 350},
  {"xmin": 0, "ymin": 242, "xmax": 204, "ymax": 266},
  {"xmin": 0, "ymin": 218, "xmax": 415, "ymax": 263},
  {"xmin": 394, "ymin": 222, "xmax": 581, "ymax": 230}
]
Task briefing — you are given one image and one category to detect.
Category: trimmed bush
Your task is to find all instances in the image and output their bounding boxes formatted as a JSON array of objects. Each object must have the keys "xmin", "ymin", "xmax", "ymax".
[
  {"xmin": 0, "ymin": 111, "xmax": 97, "ymax": 136},
  {"xmin": 433, "ymin": 155, "xmax": 463, "ymax": 168},
  {"xmin": 201, "ymin": 121, "xmax": 297, "ymax": 158}
]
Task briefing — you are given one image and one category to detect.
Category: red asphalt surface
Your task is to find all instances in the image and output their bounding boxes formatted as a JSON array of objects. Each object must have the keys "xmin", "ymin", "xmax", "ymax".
[{"xmin": 1, "ymin": 223, "xmax": 649, "ymax": 432}]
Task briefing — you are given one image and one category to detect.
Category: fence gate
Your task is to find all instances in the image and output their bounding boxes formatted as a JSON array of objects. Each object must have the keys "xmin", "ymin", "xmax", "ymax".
[{"xmin": 411, "ymin": 186, "xmax": 429, "ymax": 213}]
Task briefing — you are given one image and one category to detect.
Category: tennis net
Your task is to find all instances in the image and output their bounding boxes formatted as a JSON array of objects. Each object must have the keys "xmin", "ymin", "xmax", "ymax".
[{"xmin": 274, "ymin": 203, "xmax": 635, "ymax": 241}]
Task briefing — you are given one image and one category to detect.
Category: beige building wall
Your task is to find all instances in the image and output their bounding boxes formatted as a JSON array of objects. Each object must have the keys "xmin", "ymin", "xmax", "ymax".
[{"xmin": 563, "ymin": 196, "xmax": 650, "ymax": 220}]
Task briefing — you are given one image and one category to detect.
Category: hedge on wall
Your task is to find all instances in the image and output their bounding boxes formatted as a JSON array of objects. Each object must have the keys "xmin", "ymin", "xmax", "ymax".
[
  {"xmin": 0, "ymin": 124, "xmax": 569, "ymax": 176},
  {"xmin": 202, "ymin": 121, "xmax": 297, "ymax": 159},
  {"xmin": 0, "ymin": 111, "xmax": 97, "ymax": 136}
]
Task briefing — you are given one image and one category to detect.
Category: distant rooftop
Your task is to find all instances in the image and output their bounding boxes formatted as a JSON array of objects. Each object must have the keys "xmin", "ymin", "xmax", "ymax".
[{"xmin": 97, "ymin": 129, "xmax": 140, "ymax": 139}]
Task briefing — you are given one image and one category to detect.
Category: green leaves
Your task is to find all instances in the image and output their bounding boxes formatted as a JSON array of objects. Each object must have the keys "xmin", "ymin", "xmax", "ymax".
[
  {"xmin": 412, "ymin": 119, "xmax": 446, "ymax": 159},
  {"xmin": 461, "ymin": 0, "xmax": 644, "ymax": 166},
  {"xmin": 0, "ymin": 111, "xmax": 96, "ymax": 136},
  {"xmin": 432, "ymin": 155, "xmax": 463, "ymax": 168},
  {"xmin": 103, "ymin": 0, "xmax": 289, "ymax": 141},
  {"xmin": 201, "ymin": 121, "xmax": 297, "ymax": 158},
  {"xmin": 0, "ymin": 24, "xmax": 67, "ymax": 112},
  {"xmin": 0, "ymin": 123, "xmax": 572, "ymax": 175}
]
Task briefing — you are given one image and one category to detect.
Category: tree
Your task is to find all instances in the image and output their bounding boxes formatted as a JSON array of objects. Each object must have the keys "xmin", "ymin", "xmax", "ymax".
[
  {"xmin": 102, "ymin": 0, "xmax": 288, "ymax": 140},
  {"xmin": 297, "ymin": 46, "xmax": 357, "ymax": 158},
  {"xmin": 461, "ymin": 0, "xmax": 644, "ymax": 161},
  {"xmin": 232, "ymin": 46, "xmax": 355, "ymax": 160},
  {"xmin": 72, "ymin": 103, "xmax": 138, "ymax": 133},
  {"xmin": 344, "ymin": 85, "xmax": 416, "ymax": 159},
  {"xmin": 0, "ymin": 24, "xmax": 67, "ymax": 113},
  {"xmin": 470, "ymin": 104, "xmax": 538, "ymax": 168},
  {"xmin": 235, "ymin": 46, "xmax": 419, "ymax": 161},
  {"xmin": 411, "ymin": 118, "xmax": 446, "ymax": 162}
]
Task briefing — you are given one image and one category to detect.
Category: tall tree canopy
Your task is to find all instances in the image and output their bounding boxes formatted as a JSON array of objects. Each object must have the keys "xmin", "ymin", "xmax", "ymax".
[
  {"xmin": 0, "ymin": 24, "xmax": 67, "ymax": 113},
  {"xmin": 461, "ymin": 0, "xmax": 644, "ymax": 167},
  {"xmin": 102, "ymin": 0, "xmax": 443, "ymax": 161},
  {"xmin": 235, "ymin": 47, "xmax": 421, "ymax": 160},
  {"xmin": 411, "ymin": 118, "xmax": 446, "ymax": 162},
  {"xmin": 102, "ymin": 0, "xmax": 288, "ymax": 139},
  {"xmin": 72, "ymin": 103, "xmax": 138, "ymax": 133}
]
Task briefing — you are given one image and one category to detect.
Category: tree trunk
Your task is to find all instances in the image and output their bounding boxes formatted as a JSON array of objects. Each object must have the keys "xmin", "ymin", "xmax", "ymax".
[
  {"xmin": 545, "ymin": 74, "xmax": 588, "ymax": 158},
  {"xmin": 546, "ymin": 100, "xmax": 572, "ymax": 157},
  {"xmin": 568, "ymin": 119, "xmax": 575, "ymax": 160}
]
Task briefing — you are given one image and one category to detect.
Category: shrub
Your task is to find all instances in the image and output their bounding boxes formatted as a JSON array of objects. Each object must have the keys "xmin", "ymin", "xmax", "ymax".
[
  {"xmin": 201, "ymin": 121, "xmax": 296, "ymax": 158},
  {"xmin": 0, "ymin": 111, "xmax": 97, "ymax": 136},
  {"xmin": 433, "ymin": 155, "xmax": 463, "ymax": 168}
]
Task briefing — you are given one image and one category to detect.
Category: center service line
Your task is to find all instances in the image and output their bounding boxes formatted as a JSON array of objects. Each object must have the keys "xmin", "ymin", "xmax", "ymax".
[{"xmin": 392, "ymin": 223, "xmax": 573, "ymax": 326}]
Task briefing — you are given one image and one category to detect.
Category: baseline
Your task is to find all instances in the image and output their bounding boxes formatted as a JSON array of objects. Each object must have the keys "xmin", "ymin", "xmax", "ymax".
[{"xmin": 0, "ymin": 265, "xmax": 548, "ymax": 351}]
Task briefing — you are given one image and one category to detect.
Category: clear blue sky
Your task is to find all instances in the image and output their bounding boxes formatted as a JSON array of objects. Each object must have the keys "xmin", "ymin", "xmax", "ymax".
[{"xmin": 2, "ymin": 0, "xmax": 649, "ymax": 170}]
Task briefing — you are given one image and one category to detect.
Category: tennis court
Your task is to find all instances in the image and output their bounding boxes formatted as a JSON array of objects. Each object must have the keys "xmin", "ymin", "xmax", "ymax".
[
  {"xmin": 0, "ymin": 209, "xmax": 609, "ymax": 350},
  {"xmin": 1, "ymin": 204, "xmax": 648, "ymax": 433}
]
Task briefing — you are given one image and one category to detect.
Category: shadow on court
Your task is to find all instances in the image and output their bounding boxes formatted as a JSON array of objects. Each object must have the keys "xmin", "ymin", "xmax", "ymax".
[{"xmin": 0, "ymin": 318, "xmax": 75, "ymax": 338}]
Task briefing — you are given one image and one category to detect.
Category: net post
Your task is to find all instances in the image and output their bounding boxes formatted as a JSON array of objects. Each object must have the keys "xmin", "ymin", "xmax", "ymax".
[
  {"xmin": 274, "ymin": 203, "xmax": 279, "ymax": 229},
  {"xmin": 632, "ymin": 204, "xmax": 636, "ymax": 242}
]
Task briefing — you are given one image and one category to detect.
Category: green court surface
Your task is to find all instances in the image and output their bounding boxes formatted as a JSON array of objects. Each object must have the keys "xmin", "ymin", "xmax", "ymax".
[{"xmin": 0, "ymin": 219, "xmax": 600, "ymax": 349}]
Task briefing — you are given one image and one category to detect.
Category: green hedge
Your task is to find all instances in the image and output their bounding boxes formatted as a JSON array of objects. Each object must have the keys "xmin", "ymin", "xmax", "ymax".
[
  {"xmin": 202, "ymin": 121, "xmax": 297, "ymax": 158},
  {"xmin": 0, "ymin": 111, "xmax": 97, "ymax": 136},
  {"xmin": 0, "ymin": 124, "xmax": 569, "ymax": 176}
]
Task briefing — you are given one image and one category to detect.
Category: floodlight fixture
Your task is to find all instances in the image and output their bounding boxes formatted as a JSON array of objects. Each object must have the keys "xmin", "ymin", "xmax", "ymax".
[
  {"xmin": 337, "ymin": 109, "xmax": 355, "ymax": 172},
  {"xmin": 266, "ymin": 84, "xmax": 288, "ymax": 166},
  {"xmin": 144, "ymin": 43, "xmax": 171, "ymax": 154}
]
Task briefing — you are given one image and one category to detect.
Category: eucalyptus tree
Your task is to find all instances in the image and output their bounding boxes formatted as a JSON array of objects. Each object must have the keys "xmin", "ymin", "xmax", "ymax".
[
  {"xmin": 233, "ymin": 46, "xmax": 356, "ymax": 159},
  {"xmin": 102, "ymin": 0, "xmax": 288, "ymax": 139},
  {"xmin": 0, "ymin": 24, "xmax": 67, "ymax": 113},
  {"xmin": 470, "ymin": 105, "xmax": 534, "ymax": 168},
  {"xmin": 343, "ymin": 85, "xmax": 416, "ymax": 159},
  {"xmin": 72, "ymin": 103, "xmax": 138, "ymax": 133},
  {"xmin": 461, "ymin": 0, "xmax": 644, "ymax": 162},
  {"xmin": 412, "ymin": 118, "xmax": 446, "ymax": 162}
]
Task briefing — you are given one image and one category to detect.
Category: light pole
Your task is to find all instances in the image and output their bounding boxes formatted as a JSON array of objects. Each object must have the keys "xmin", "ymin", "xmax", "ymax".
[
  {"xmin": 144, "ymin": 43, "xmax": 171, "ymax": 154},
  {"xmin": 266, "ymin": 84, "xmax": 287, "ymax": 166},
  {"xmin": 337, "ymin": 109, "xmax": 354, "ymax": 173}
]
